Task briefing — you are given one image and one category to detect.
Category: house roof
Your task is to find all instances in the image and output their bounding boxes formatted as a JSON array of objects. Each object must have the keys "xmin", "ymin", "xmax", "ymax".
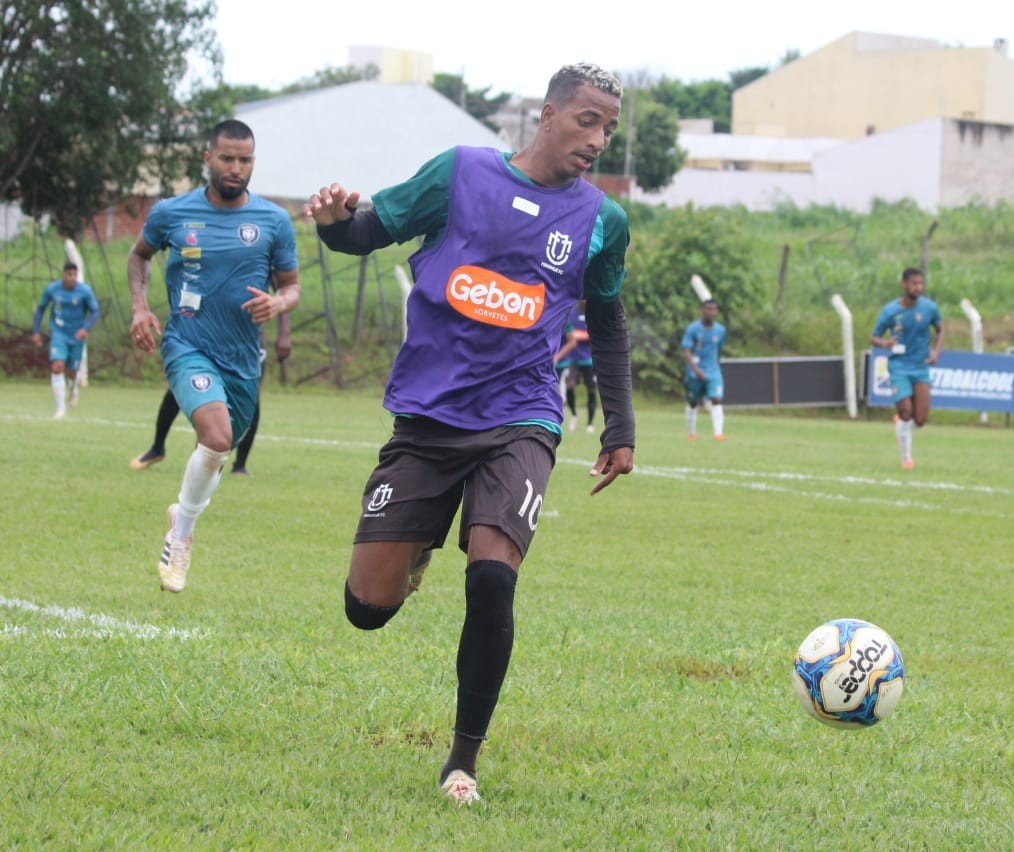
[{"xmin": 236, "ymin": 81, "xmax": 508, "ymax": 202}]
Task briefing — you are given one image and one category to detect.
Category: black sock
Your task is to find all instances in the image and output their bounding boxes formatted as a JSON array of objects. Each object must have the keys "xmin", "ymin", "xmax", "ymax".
[
  {"xmin": 234, "ymin": 399, "xmax": 260, "ymax": 468},
  {"xmin": 445, "ymin": 560, "xmax": 516, "ymax": 775},
  {"xmin": 152, "ymin": 390, "xmax": 180, "ymax": 453},
  {"xmin": 440, "ymin": 733, "xmax": 484, "ymax": 783}
]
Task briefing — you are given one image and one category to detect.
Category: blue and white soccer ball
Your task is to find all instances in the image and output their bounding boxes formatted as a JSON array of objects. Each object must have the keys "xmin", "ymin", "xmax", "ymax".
[{"xmin": 791, "ymin": 618, "xmax": 905, "ymax": 729}]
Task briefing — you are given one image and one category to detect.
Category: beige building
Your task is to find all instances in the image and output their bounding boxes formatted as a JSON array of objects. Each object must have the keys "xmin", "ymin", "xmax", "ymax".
[
  {"xmin": 348, "ymin": 45, "xmax": 433, "ymax": 85},
  {"xmin": 733, "ymin": 31, "xmax": 1014, "ymax": 139}
]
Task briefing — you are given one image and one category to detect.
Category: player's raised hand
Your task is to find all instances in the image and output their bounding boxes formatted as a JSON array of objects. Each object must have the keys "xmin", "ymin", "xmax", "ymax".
[{"xmin": 303, "ymin": 183, "xmax": 360, "ymax": 226}]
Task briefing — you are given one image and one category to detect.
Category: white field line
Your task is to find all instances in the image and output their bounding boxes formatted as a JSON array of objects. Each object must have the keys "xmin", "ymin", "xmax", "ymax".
[
  {"xmin": 0, "ymin": 596, "xmax": 206, "ymax": 641},
  {"xmin": 6, "ymin": 412, "xmax": 1009, "ymax": 509},
  {"xmin": 556, "ymin": 458, "xmax": 1012, "ymax": 517}
]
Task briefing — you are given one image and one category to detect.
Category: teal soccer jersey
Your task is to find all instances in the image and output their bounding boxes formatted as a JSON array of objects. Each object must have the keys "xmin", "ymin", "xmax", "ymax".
[
  {"xmin": 872, "ymin": 296, "xmax": 942, "ymax": 375},
  {"xmin": 681, "ymin": 319, "xmax": 726, "ymax": 377},
  {"xmin": 143, "ymin": 188, "xmax": 297, "ymax": 380},
  {"xmin": 33, "ymin": 280, "xmax": 100, "ymax": 339}
]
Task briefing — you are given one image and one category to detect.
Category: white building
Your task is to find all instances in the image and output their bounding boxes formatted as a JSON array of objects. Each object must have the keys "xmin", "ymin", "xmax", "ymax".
[
  {"xmin": 635, "ymin": 118, "xmax": 1014, "ymax": 212},
  {"xmin": 235, "ymin": 81, "xmax": 508, "ymax": 202}
]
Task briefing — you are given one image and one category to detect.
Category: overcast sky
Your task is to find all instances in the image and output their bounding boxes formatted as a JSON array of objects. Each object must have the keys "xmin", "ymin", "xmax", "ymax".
[{"xmin": 211, "ymin": 0, "xmax": 1009, "ymax": 98}]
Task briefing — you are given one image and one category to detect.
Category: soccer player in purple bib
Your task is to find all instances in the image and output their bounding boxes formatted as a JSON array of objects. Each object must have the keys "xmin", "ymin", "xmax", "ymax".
[
  {"xmin": 128, "ymin": 120, "xmax": 301, "ymax": 592},
  {"xmin": 305, "ymin": 63, "xmax": 635, "ymax": 804}
]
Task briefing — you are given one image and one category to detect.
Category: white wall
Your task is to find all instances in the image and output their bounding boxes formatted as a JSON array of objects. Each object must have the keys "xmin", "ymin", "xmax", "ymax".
[
  {"xmin": 939, "ymin": 119, "xmax": 1014, "ymax": 206},
  {"xmin": 1, "ymin": 202, "xmax": 31, "ymax": 242},
  {"xmin": 812, "ymin": 118, "xmax": 943, "ymax": 210},
  {"xmin": 631, "ymin": 169, "xmax": 819, "ymax": 211}
]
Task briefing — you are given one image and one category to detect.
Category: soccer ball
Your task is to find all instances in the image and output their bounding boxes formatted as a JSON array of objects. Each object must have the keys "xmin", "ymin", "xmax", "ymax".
[{"xmin": 791, "ymin": 618, "xmax": 905, "ymax": 729}]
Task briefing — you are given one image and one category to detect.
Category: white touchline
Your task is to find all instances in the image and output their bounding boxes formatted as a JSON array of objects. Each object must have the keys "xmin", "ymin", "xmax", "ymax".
[
  {"xmin": 0, "ymin": 596, "xmax": 207, "ymax": 641},
  {"xmin": 555, "ymin": 457, "xmax": 1012, "ymax": 517},
  {"xmin": 7, "ymin": 412, "xmax": 1009, "ymax": 506}
]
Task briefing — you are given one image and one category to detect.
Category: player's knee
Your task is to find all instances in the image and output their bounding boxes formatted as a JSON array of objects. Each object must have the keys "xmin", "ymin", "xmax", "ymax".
[
  {"xmin": 344, "ymin": 581, "xmax": 402, "ymax": 630},
  {"xmin": 465, "ymin": 560, "xmax": 517, "ymax": 618}
]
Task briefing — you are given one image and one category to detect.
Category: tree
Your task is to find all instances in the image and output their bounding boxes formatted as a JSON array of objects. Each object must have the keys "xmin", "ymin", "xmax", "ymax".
[
  {"xmin": 1, "ymin": 0, "xmax": 221, "ymax": 236},
  {"xmin": 652, "ymin": 77, "xmax": 733, "ymax": 132},
  {"xmin": 728, "ymin": 66, "xmax": 769, "ymax": 92},
  {"xmin": 622, "ymin": 205, "xmax": 757, "ymax": 394},
  {"xmin": 597, "ymin": 86, "xmax": 683, "ymax": 192},
  {"xmin": 279, "ymin": 64, "xmax": 378, "ymax": 96},
  {"xmin": 432, "ymin": 73, "xmax": 510, "ymax": 133}
]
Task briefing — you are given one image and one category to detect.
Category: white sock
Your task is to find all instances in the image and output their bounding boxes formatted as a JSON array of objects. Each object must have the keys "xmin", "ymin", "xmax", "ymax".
[
  {"xmin": 711, "ymin": 405, "xmax": 725, "ymax": 436},
  {"xmin": 51, "ymin": 373, "xmax": 66, "ymax": 411},
  {"xmin": 898, "ymin": 419, "xmax": 913, "ymax": 462},
  {"xmin": 686, "ymin": 406, "xmax": 698, "ymax": 436},
  {"xmin": 174, "ymin": 444, "xmax": 230, "ymax": 538}
]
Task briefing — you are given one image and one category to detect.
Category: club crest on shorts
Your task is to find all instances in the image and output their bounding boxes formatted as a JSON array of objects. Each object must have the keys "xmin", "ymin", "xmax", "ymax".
[
  {"xmin": 366, "ymin": 483, "xmax": 393, "ymax": 512},
  {"xmin": 190, "ymin": 374, "xmax": 213, "ymax": 392},
  {"xmin": 238, "ymin": 224, "xmax": 260, "ymax": 245}
]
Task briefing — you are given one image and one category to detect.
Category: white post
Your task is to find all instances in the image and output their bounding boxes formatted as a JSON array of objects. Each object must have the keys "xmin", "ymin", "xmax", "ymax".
[
  {"xmin": 64, "ymin": 238, "xmax": 88, "ymax": 387},
  {"xmin": 690, "ymin": 274, "xmax": 712, "ymax": 302},
  {"xmin": 393, "ymin": 265, "xmax": 412, "ymax": 342},
  {"xmin": 960, "ymin": 297, "xmax": 987, "ymax": 424},
  {"xmin": 831, "ymin": 294, "xmax": 858, "ymax": 419}
]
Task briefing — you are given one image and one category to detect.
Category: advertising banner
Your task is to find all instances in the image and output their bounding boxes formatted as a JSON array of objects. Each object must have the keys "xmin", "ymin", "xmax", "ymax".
[{"xmin": 866, "ymin": 348, "xmax": 1014, "ymax": 412}]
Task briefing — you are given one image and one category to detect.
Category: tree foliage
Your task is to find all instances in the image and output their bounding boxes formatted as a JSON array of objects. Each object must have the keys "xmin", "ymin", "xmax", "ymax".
[
  {"xmin": 279, "ymin": 64, "xmax": 378, "ymax": 96},
  {"xmin": 597, "ymin": 88, "xmax": 683, "ymax": 192},
  {"xmin": 652, "ymin": 78, "xmax": 733, "ymax": 132},
  {"xmin": 432, "ymin": 73, "xmax": 511, "ymax": 133},
  {"xmin": 622, "ymin": 205, "xmax": 757, "ymax": 394},
  {"xmin": 0, "ymin": 0, "xmax": 221, "ymax": 236}
]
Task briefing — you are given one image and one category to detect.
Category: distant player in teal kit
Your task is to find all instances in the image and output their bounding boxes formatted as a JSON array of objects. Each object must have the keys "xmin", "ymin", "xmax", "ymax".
[
  {"xmin": 682, "ymin": 298, "xmax": 727, "ymax": 440},
  {"xmin": 32, "ymin": 261, "xmax": 100, "ymax": 418},
  {"xmin": 555, "ymin": 301, "xmax": 598, "ymax": 432},
  {"xmin": 305, "ymin": 63, "xmax": 635, "ymax": 805},
  {"xmin": 128, "ymin": 119, "xmax": 300, "ymax": 593},
  {"xmin": 871, "ymin": 267, "xmax": 943, "ymax": 469}
]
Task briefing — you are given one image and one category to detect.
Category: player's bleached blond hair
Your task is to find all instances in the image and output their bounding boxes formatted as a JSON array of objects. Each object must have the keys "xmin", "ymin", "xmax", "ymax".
[{"xmin": 545, "ymin": 63, "xmax": 623, "ymax": 106}]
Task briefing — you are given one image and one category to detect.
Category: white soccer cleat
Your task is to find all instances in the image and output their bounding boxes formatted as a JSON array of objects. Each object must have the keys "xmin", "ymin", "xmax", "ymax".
[
  {"xmin": 568, "ymin": 415, "xmax": 578, "ymax": 432},
  {"xmin": 440, "ymin": 769, "xmax": 481, "ymax": 805},
  {"xmin": 158, "ymin": 504, "xmax": 192, "ymax": 593},
  {"xmin": 54, "ymin": 409, "xmax": 67, "ymax": 419}
]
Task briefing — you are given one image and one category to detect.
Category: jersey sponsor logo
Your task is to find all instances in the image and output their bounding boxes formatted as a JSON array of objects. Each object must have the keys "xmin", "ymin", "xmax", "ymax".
[
  {"xmin": 180, "ymin": 247, "xmax": 202, "ymax": 259},
  {"xmin": 190, "ymin": 374, "xmax": 213, "ymax": 392},
  {"xmin": 238, "ymin": 224, "xmax": 260, "ymax": 245},
  {"xmin": 446, "ymin": 265, "xmax": 544, "ymax": 329},
  {"xmin": 185, "ymin": 230, "xmax": 199, "ymax": 246},
  {"xmin": 365, "ymin": 482, "xmax": 393, "ymax": 513}
]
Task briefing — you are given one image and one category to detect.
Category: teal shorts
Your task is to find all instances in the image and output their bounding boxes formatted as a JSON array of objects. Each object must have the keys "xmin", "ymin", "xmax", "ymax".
[
  {"xmin": 685, "ymin": 373, "xmax": 724, "ymax": 406},
  {"xmin": 48, "ymin": 332, "xmax": 85, "ymax": 371},
  {"xmin": 165, "ymin": 352, "xmax": 259, "ymax": 449},
  {"xmin": 889, "ymin": 366, "xmax": 931, "ymax": 403}
]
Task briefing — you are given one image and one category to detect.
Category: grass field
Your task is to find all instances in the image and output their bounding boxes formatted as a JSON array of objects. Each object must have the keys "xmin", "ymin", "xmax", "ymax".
[{"xmin": 2, "ymin": 381, "xmax": 1011, "ymax": 849}]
